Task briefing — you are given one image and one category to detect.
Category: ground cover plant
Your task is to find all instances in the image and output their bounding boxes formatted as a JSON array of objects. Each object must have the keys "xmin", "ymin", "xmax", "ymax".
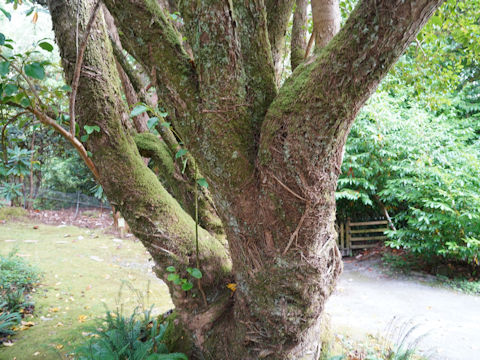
[
  {"xmin": 0, "ymin": 248, "xmax": 41, "ymax": 343},
  {"xmin": 0, "ymin": 206, "xmax": 28, "ymax": 221},
  {"xmin": 319, "ymin": 317, "xmax": 430, "ymax": 360},
  {"xmin": 0, "ymin": 221, "xmax": 172, "ymax": 359},
  {"xmin": 75, "ymin": 306, "xmax": 187, "ymax": 360}
]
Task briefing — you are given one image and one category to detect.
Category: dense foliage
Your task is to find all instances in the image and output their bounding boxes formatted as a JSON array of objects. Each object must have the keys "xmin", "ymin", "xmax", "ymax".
[
  {"xmin": 0, "ymin": 7, "xmax": 97, "ymax": 208},
  {"xmin": 0, "ymin": 250, "xmax": 41, "ymax": 291},
  {"xmin": 337, "ymin": 86, "xmax": 480, "ymax": 265}
]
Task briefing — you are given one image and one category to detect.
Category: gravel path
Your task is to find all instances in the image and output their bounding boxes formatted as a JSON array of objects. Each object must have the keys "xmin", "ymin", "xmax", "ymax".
[{"xmin": 325, "ymin": 259, "xmax": 480, "ymax": 360}]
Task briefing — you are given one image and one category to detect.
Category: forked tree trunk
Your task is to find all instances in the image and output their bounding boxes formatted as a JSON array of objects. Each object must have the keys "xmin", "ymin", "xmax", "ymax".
[{"xmin": 48, "ymin": 0, "xmax": 443, "ymax": 359}]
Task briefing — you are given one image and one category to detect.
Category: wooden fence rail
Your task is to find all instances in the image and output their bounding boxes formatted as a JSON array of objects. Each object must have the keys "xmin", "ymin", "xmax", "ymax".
[{"xmin": 337, "ymin": 218, "xmax": 389, "ymax": 255}]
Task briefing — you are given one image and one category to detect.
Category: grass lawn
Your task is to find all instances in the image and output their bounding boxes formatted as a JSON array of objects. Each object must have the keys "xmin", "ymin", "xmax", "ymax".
[{"xmin": 0, "ymin": 221, "xmax": 173, "ymax": 360}]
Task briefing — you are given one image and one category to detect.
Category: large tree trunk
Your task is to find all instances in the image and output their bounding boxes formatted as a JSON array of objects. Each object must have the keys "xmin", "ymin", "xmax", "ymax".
[{"xmin": 48, "ymin": 0, "xmax": 443, "ymax": 359}]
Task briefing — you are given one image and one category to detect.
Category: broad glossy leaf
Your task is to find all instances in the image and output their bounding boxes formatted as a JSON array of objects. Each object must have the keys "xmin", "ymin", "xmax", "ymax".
[
  {"xmin": 130, "ymin": 104, "xmax": 149, "ymax": 117},
  {"xmin": 39, "ymin": 42, "xmax": 54, "ymax": 52},
  {"xmin": 0, "ymin": 61, "xmax": 10, "ymax": 76},
  {"xmin": 24, "ymin": 62, "xmax": 45, "ymax": 80}
]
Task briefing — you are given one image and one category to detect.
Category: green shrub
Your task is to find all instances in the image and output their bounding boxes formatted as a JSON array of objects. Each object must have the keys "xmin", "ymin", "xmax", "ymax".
[
  {"xmin": 75, "ymin": 306, "xmax": 187, "ymax": 360},
  {"xmin": 338, "ymin": 91, "xmax": 480, "ymax": 265},
  {"xmin": 0, "ymin": 250, "xmax": 41, "ymax": 291},
  {"xmin": 0, "ymin": 307, "xmax": 21, "ymax": 337},
  {"xmin": 0, "ymin": 206, "xmax": 28, "ymax": 221},
  {"xmin": 0, "ymin": 287, "xmax": 33, "ymax": 313}
]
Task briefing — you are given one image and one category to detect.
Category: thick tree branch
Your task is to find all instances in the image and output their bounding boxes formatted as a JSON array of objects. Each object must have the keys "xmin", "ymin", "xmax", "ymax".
[
  {"xmin": 48, "ymin": 0, "xmax": 232, "ymax": 318},
  {"xmin": 311, "ymin": 0, "xmax": 340, "ymax": 50},
  {"xmin": 103, "ymin": 10, "xmax": 149, "ymax": 133},
  {"xmin": 265, "ymin": 0, "xmax": 295, "ymax": 81},
  {"xmin": 102, "ymin": 0, "xmax": 199, "ymax": 119},
  {"xmin": 231, "ymin": 1, "xmax": 278, "ymax": 134},
  {"xmin": 110, "ymin": 39, "xmax": 146, "ymax": 95},
  {"xmin": 69, "ymin": 0, "xmax": 101, "ymax": 135},
  {"xmin": 135, "ymin": 133, "xmax": 223, "ymax": 235},
  {"xmin": 291, "ymin": 0, "xmax": 308, "ymax": 71},
  {"xmin": 105, "ymin": 0, "xmax": 260, "ymax": 205}
]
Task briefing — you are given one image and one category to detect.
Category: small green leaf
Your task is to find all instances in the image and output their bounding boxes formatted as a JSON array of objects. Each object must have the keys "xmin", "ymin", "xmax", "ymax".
[
  {"xmin": 84, "ymin": 125, "xmax": 100, "ymax": 134},
  {"xmin": 80, "ymin": 135, "xmax": 89, "ymax": 142},
  {"xmin": 4, "ymin": 84, "xmax": 18, "ymax": 96},
  {"xmin": 167, "ymin": 273, "xmax": 179, "ymax": 282},
  {"xmin": 161, "ymin": 122, "xmax": 171, "ymax": 128},
  {"xmin": 166, "ymin": 266, "xmax": 176, "ymax": 272},
  {"xmin": 0, "ymin": 9, "xmax": 11, "ymax": 21},
  {"xmin": 61, "ymin": 84, "xmax": 72, "ymax": 91},
  {"xmin": 20, "ymin": 97, "xmax": 30, "ymax": 107},
  {"xmin": 158, "ymin": 111, "xmax": 168, "ymax": 117},
  {"xmin": 39, "ymin": 42, "xmax": 54, "ymax": 52},
  {"xmin": 175, "ymin": 148, "xmax": 187, "ymax": 159},
  {"xmin": 190, "ymin": 268, "xmax": 202, "ymax": 279},
  {"xmin": 24, "ymin": 62, "xmax": 45, "ymax": 80},
  {"xmin": 25, "ymin": 7, "xmax": 35, "ymax": 16},
  {"xmin": 181, "ymin": 281, "xmax": 193, "ymax": 291},
  {"xmin": 0, "ymin": 61, "xmax": 10, "ymax": 76},
  {"xmin": 130, "ymin": 104, "xmax": 149, "ymax": 117},
  {"xmin": 147, "ymin": 117, "xmax": 159, "ymax": 129},
  {"xmin": 0, "ymin": 33, "xmax": 5, "ymax": 46},
  {"xmin": 197, "ymin": 178, "xmax": 208, "ymax": 189}
]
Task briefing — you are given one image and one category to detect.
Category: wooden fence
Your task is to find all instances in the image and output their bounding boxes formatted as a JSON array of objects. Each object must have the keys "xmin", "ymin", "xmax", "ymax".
[{"xmin": 337, "ymin": 219, "xmax": 389, "ymax": 254}]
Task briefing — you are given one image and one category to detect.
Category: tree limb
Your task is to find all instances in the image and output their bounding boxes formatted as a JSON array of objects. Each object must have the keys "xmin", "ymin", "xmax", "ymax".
[
  {"xmin": 29, "ymin": 107, "xmax": 100, "ymax": 180},
  {"xmin": 102, "ymin": 0, "xmax": 199, "ymax": 119},
  {"xmin": 291, "ymin": 0, "xmax": 308, "ymax": 71},
  {"xmin": 311, "ymin": 0, "xmax": 340, "ymax": 51},
  {"xmin": 69, "ymin": 0, "xmax": 101, "ymax": 135},
  {"xmin": 265, "ymin": 0, "xmax": 295, "ymax": 81}
]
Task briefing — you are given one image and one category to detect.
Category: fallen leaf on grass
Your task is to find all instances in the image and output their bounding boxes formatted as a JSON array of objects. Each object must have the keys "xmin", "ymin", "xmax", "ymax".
[
  {"xmin": 55, "ymin": 322, "xmax": 64, "ymax": 327},
  {"xmin": 3, "ymin": 341, "xmax": 14, "ymax": 346},
  {"xmin": 78, "ymin": 314, "xmax": 88, "ymax": 323},
  {"xmin": 55, "ymin": 344, "xmax": 63, "ymax": 350},
  {"xmin": 33, "ymin": 352, "xmax": 40, "ymax": 356},
  {"xmin": 50, "ymin": 307, "xmax": 60, "ymax": 312},
  {"xmin": 226, "ymin": 283, "xmax": 237, "ymax": 292}
]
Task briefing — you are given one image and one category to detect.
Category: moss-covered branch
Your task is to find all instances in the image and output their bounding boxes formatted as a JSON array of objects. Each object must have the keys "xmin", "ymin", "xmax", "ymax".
[
  {"xmin": 134, "ymin": 132, "xmax": 223, "ymax": 235},
  {"xmin": 102, "ymin": 0, "xmax": 199, "ymax": 119}
]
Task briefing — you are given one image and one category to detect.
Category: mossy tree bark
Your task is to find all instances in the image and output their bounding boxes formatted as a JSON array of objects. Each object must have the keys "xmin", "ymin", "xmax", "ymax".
[
  {"xmin": 48, "ymin": 0, "xmax": 443, "ymax": 358},
  {"xmin": 291, "ymin": 0, "xmax": 308, "ymax": 71}
]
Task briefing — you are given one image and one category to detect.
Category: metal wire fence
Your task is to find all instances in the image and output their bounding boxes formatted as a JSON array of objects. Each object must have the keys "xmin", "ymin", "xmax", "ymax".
[{"xmin": 32, "ymin": 189, "xmax": 109, "ymax": 211}]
